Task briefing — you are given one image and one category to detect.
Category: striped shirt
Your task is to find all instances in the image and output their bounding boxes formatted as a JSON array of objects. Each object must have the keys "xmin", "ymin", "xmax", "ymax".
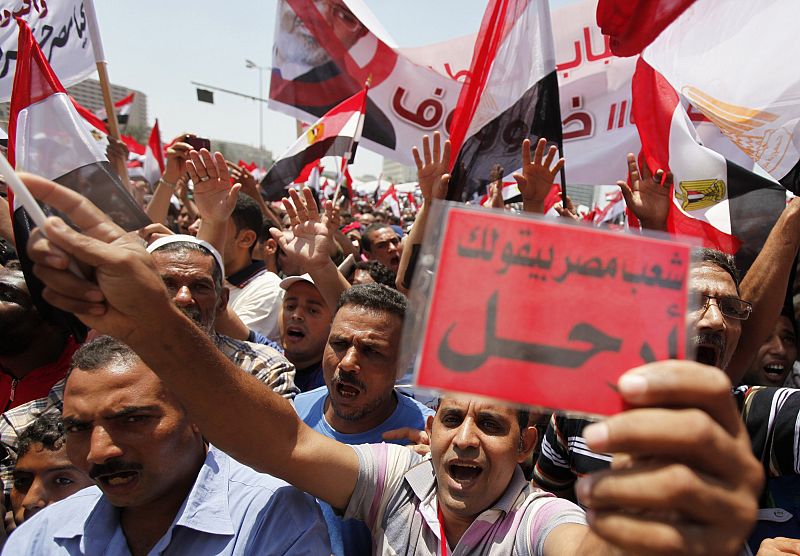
[
  {"xmin": 533, "ymin": 385, "xmax": 800, "ymax": 498},
  {"xmin": 345, "ymin": 443, "xmax": 586, "ymax": 555}
]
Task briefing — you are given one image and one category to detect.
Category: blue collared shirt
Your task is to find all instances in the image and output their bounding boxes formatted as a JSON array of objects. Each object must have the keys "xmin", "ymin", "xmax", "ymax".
[{"xmin": 3, "ymin": 446, "xmax": 330, "ymax": 555}]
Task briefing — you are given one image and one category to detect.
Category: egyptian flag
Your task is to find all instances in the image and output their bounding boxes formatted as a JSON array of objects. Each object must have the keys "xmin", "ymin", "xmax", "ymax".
[
  {"xmin": 479, "ymin": 180, "xmax": 519, "ymax": 207},
  {"xmin": 632, "ymin": 58, "xmax": 785, "ymax": 272},
  {"xmin": 8, "ymin": 19, "xmax": 148, "ymax": 230},
  {"xmin": 596, "ymin": 0, "xmax": 696, "ymax": 57},
  {"xmin": 618, "ymin": 0, "xmax": 800, "ymax": 192},
  {"xmin": 70, "ymin": 95, "xmax": 147, "ymax": 164},
  {"xmin": 446, "ymin": 0, "xmax": 562, "ymax": 202},
  {"xmin": 261, "ymin": 88, "xmax": 367, "ymax": 201},
  {"xmin": 95, "ymin": 91, "xmax": 135, "ymax": 125},
  {"xmin": 593, "ymin": 189, "xmax": 626, "ymax": 225},
  {"xmin": 143, "ymin": 120, "xmax": 165, "ymax": 187},
  {"xmin": 337, "ymin": 157, "xmax": 354, "ymax": 201},
  {"xmin": 376, "ymin": 183, "xmax": 401, "ymax": 218}
]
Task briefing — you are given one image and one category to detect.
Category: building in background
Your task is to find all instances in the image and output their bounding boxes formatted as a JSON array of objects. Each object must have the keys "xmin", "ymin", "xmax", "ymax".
[
  {"xmin": 0, "ymin": 78, "xmax": 148, "ymax": 141},
  {"xmin": 212, "ymin": 139, "xmax": 273, "ymax": 169},
  {"xmin": 381, "ymin": 158, "xmax": 416, "ymax": 183}
]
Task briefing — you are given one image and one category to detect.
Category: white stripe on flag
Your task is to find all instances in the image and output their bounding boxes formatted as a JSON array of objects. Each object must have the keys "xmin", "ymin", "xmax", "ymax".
[{"xmin": 15, "ymin": 92, "xmax": 107, "ymax": 180}]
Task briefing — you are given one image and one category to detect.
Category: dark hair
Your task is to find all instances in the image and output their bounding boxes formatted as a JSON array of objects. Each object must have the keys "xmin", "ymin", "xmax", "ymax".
[
  {"xmin": 69, "ymin": 336, "xmax": 139, "ymax": 375},
  {"xmin": 355, "ymin": 260, "xmax": 397, "ymax": 289},
  {"xmin": 17, "ymin": 413, "xmax": 65, "ymax": 459},
  {"xmin": 336, "ymin": 283, "xmax": 406, "ymax": 319},
  {"xmin": 693, "ymin": 248, "xmax": 740, "ymax": 292},
  {"xmin": 151, "ymin": 241, "xmax": 223, "ymax": 294},
  {"xmin": 232, "ymin": 194, "xmax": 263, "ymax": 254},
  {"xmin": 361, "ymin": 223, "xmax": 395, "ymax": 253}
]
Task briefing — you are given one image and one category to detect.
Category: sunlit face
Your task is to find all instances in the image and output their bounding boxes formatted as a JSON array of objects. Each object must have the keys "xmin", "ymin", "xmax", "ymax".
[
  {"xmin": 280, "ymin": 281, "xmax": 332, "ymax": 368},
  {"xmin": 365, "ymin": 227, "xmax": 402, "ymax": 272},
  {"xmin": 743, "ymin": 316, "xmax": 797, "ymax": 386},
  {"xmin": 11, "ymin": 443, "xmax": 93, "ymax": 524},
  {"xmin": 428, "ymin": 397, "xmax": 533, "ymax": 523},
  {"xmin": 151, "ymin": 250, "xmax": 223, "ymax": 334},
  {"xmin": 686, "ymin": 263, "xmax": 742, "ymax": 379},
  {"xmin": 62, "ymin": 361, "xmax": 204, "ymax": 510},
  {"xmin": 322, "ymin": 305, "xmax": 401, "ymax": 433}
]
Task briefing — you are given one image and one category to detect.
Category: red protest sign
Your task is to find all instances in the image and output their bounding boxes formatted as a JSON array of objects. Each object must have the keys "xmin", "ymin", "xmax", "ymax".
[{"xmin": 415, "ymin": 206, "xmax": 691, "ymax": 416}]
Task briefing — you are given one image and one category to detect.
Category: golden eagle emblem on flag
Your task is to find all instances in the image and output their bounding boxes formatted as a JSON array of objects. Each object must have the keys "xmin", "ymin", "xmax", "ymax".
[
  {"xmin": 676, "ymin": 178, "xmax": 726, "ymax": 211},
  {"xmin": 306, "ymin": 123, "xmax": 324, "ymax": 145},
  {"xmin": 682, "ymin": 86, "xmax": 791, "ymax": 174}
]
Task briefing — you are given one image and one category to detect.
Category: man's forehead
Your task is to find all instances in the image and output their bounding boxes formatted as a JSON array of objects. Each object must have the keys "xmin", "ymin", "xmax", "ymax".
[
  {"xmin": 152, "ymin": 250, "xmax": 214, "ymax": 276},
  {"xmin": 64, "ymin": 363, "xmax": 167, "ymax": 413},
  {"xmin": 689, "ymin": 262, "xmax": 738, "ymax": 294},
  {"xmin": 286, "ymin": 281, "xmax": 323, "ymax": 302},
  {"xmin": 438, "ymin": 396, "xmax": 516, "ymax": 417},
  {"xmin": 333, "ymin": 304, "xmax": 399, "ymax": 329}
]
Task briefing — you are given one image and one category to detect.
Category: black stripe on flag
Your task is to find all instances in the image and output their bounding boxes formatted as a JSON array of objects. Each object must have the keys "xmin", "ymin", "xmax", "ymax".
[
  {"xmin": 260, "ymin": 135, "xmax": 353, "ymax": 201},
  {"xmin": 726, "ymin": 160, "xmax": 785, "ymax": 274},
  {"xmin": 448, "ymin": 71, "xmax": 563, "ymax": 203},
  {"xmin": 54, "ymin": 161, "xmax": 150, "ymax": 232}
]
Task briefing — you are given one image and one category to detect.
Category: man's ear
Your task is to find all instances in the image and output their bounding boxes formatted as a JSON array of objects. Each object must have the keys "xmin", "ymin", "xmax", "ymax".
[
  {"xmin": 237, "ymin": 229, "xmax": 257, "ymax": 250},
  {"xmin": 264, "ymin": 237, "xmax": 278, "ymax": 256},
  {"xmin": 217, "ymin": 285, "xmax": 230, "ymax": 316},
  {"xmin": 516, "ymin": 425, "xmax": 538, "ymax": 464},
  {"xmin": 424, "ymin": 414, "xmax": 434, "ymax": 438}
]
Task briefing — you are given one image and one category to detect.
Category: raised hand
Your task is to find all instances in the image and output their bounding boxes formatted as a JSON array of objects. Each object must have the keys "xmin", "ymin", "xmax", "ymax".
[
  {"xmin": 269, "ymin": 188, "xmax": 335, "ymax": 272},
  {"xmin": 163, "ymin": 133, "xmax": 195, "ymax": 185},
  {"xmin": 185, "ymin": 149, "xmax": 241, "ymax": 223},
  {"xmin": 412, "ymin": 131, "xmax": 451, "ymax": 203},
  {"xmin": 230, "ymin": 163, "xmax": 260, "ymax": 201},
  {"xmin": 514, "ymin": 138, "xmax": 565, "ymax": 214},
  {"xmin": 488, "ymin": 164, "xmax": 505, "ymax": 208},
  {"xmin": 617, "ymin": 153, "xmax": 671, "ymax": 231},
  {"xmin": 554, "ymin": 195, "xmax": 581, "ymax": 221}
]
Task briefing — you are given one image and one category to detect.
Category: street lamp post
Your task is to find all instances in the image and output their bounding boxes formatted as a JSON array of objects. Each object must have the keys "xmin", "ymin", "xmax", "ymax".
[{"xmin": 245, "ymin": 59, "xmax": 267, "ymax": 162}]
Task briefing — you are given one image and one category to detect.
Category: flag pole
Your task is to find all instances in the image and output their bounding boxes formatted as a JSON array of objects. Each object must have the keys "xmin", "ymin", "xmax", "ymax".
[
  {"xmin": 83, "ymin": 0, "xmax": 130, "ymax": 187},
  {"xmin": 333, "ymin": 78, "xmax": 370, "ymax": 206},
  {"xmin": 558, "ymin": 144, "xmax": 568, "ymax": 206}
]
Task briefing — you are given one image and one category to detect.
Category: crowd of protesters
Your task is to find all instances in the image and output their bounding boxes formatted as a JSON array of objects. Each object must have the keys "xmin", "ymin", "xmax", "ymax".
[{"xmin": 0, "ymin": 127, "xmax": 799, "ymax": 556}]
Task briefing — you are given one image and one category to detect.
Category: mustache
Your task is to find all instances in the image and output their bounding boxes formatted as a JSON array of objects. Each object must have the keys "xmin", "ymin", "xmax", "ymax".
[
  {"xmin": 691, "ymin": 333, "xmax": 725, "ymax": 349},
  {"xmin": 333, "ymin": 371, "xmax": 367, "ymax": 392},
  {"xmin": 89, "ymin": 458, "xmax": 143, "ymax": 480}
]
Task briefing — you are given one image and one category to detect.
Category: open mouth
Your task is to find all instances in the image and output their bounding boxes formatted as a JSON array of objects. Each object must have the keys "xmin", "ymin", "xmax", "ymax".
[
  {"xmin": 97, "ymin": 470, "xmax": 138, "ymax": 487},
  {"xmin": 448, "ymin": 462, "xmax": 483, "ymax": 483},
  {"xmin": 335, "ymin": 382, "xmax": 360, "ymax": 399},
  {"xmin": 763, "ymin": 363, "xmax": 787, "ymax": 379},
  {"xmin": 695, "ymin": 344, "xmax": 720, "ymax": 367},
  {"xmin": 286, "ymin": 326, "xmax": 306, "ymax": 340}
]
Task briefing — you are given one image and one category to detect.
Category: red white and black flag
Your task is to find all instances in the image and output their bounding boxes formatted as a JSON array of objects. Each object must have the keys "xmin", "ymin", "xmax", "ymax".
[
  {"xmin": 261, "ymin": 88, "xmax": 367, "ymax": 201},
  {"xmin": 95, "ymin": 91, "xmax": 135, "ymax": 126},
  {"xmin": 143, "ymin": 120, "xmax": 165, "ymax": 187},
  {"xmin": 447, "ymin": 0, "xmax": 562, "ymax": 202},
  {"xmin": 5, "ymin": 21, "xmax": 146, "ymax": 340},
  {"xmin": 632, "ymin": 58, "xmax": 784, "ymax": 271},
  {"xmin": 8, "ymin": 19, "xmax": 148, "ymax": 232}
]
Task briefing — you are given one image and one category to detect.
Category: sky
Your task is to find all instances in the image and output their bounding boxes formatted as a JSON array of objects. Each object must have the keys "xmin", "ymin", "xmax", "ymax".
[{"xmin": 94, "ymin": 0, "xmax": 580, "ymax": 178}]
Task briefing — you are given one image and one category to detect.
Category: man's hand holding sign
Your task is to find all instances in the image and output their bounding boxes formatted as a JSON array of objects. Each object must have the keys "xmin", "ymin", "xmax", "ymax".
[
  {"xmin": 416, "ymin": 206, "xmax": 688, "ymax": 415},
  {"xmin": 17, "ymin": 170, "xmax": 761, "ymax": 555}
]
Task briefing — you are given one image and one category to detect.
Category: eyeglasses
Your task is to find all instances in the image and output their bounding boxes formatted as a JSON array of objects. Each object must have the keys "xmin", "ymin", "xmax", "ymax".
[{"xmin": 692, "ymin": 294, "xmax": 752, "ymax": 320}]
